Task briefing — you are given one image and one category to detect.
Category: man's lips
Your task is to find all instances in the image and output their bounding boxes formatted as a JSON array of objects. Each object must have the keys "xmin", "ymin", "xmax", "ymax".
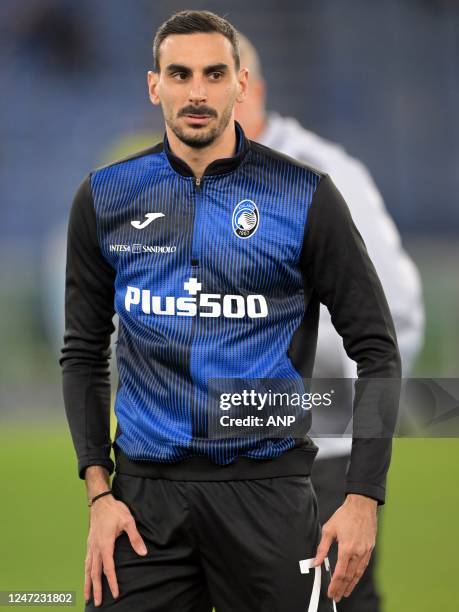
[{"xmin": 184, "ymin": 114, "xmax": 212, "ymax": 125}]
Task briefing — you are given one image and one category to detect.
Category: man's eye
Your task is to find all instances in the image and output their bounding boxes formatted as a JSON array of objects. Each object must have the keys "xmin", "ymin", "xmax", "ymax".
[
  {"xmin": 209, "ymin": 72, "xmax": 223, "ymax": 81},
  {"xmin": 173, "ymin": 72, "xmax": 188, "ymax": 81}
]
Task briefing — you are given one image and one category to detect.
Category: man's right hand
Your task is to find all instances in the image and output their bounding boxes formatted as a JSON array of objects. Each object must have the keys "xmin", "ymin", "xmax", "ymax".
[{"xmin": 84, "ymin": 494, "xmax": 148, "ymax": 607}]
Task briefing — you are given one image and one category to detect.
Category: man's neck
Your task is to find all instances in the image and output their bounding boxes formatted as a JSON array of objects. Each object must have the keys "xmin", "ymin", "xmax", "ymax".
[{"xmin": 165, "ymin": 121, "xmax": 237, "ymax": 179}]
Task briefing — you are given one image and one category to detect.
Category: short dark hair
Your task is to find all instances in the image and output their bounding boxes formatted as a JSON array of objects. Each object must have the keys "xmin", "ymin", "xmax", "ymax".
[{"xmin": 153, "ymin": 10, "xmax": 240, "ymax": 72}]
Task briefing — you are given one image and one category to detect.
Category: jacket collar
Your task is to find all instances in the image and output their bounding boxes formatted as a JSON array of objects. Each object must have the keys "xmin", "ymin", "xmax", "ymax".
[{"xmin": 163, "ymin": 120, "xmax": 250, "ymax": 178}]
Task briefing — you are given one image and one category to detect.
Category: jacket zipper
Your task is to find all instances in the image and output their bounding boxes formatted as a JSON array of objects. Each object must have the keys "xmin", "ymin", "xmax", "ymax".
[
  {"xmin": 191, "ymin": 176, "xmax": 203, "ymax": 268},
  {"xmin": 190, "ymin": 176, "xmax": 203, "ymax": 439}
]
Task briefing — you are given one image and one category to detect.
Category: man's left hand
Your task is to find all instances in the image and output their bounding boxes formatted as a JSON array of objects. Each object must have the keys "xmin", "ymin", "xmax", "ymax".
[{"xmin": 313, "ymin": 493, "xmax": 378, "ymax": 603}]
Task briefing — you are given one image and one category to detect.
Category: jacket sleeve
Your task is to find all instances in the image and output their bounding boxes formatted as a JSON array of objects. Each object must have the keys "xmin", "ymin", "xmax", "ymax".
[
  {"xmin": 59, "ymin": 174, "xmax": 116, "ymax": 479},
  {"xmin": 301, "ymin": 174, "xmax": 402, "ymax": 504}
]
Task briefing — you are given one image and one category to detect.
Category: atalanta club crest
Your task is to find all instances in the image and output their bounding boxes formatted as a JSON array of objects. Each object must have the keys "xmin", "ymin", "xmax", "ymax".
[{"xmin": 232, "ymin": 200, "xmax": 259, "ymax": 239}]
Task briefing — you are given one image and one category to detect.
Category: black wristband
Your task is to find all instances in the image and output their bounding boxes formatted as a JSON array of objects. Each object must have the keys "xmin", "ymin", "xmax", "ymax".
[{"xmin": 88, "ymin": 490, "xmax": 113, "ymax": 507}]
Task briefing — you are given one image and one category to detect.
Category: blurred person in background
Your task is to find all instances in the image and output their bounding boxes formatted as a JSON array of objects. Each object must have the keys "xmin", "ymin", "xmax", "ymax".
[{"xmin": 235, "ymin": 33, "xmax": 425, "ymax": 612}]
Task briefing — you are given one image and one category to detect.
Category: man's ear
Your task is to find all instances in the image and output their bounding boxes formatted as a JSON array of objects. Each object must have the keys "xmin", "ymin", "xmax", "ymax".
[
  {"xmin": 236, "ymin": 67, "xmax": 249, "ymax": 103},
  {"xmin": 147, "ymin": 71, "xmax": 161, "ymax": 106}
]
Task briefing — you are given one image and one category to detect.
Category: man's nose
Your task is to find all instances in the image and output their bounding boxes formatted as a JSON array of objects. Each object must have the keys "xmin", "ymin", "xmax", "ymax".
[{"xmin": 188, "ymin": 77, "xmax": 207, "ymax": 104}]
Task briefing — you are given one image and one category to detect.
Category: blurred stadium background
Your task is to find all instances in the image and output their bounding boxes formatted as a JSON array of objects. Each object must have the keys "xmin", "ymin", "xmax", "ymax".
[{"xmin": 0, "ymin": 1, "xmax": 458, "ymax": 610}]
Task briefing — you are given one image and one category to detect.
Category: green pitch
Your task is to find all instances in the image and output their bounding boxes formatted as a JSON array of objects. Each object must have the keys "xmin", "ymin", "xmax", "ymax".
[{"xmin": 0, "ymin": 426, "xmax": 457, "ymax": 611}]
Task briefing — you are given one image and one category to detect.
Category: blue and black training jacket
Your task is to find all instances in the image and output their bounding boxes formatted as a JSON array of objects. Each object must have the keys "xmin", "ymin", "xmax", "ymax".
[{"xmin": 60, "ymin": 122, "xmax": 401, "ymax": 504}]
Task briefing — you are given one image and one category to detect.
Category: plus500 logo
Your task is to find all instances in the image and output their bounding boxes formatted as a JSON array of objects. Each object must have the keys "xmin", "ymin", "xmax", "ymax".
[{"xmin": 124, "ymin": 278, "xmax": 268, "ymax": 318}]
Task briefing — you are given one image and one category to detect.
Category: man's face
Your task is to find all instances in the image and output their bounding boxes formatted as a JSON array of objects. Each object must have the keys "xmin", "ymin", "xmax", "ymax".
[{"xmin": 148, "ymin": 32, "xmax": 248, "ymax": 148}]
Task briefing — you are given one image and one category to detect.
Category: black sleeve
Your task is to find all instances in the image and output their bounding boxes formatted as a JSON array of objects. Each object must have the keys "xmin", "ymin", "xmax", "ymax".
[
  {"xmin": 301, "ymin": 174, "xmax": 401, "ymax": 504},
  {"xmin": 59, "ymin": 174, "xmax": 116, "ymax": 480}
]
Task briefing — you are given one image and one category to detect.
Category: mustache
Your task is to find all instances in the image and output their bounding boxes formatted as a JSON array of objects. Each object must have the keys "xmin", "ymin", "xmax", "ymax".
[{"xmin": 178, "ymin": 106, "xmax": 218, "ymax": 118}]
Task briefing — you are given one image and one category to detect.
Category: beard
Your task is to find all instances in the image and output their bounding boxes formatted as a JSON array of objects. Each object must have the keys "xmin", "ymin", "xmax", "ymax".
[{"xmin": 165, "ymin": 102, "xmax": 234, "ymax": 149}]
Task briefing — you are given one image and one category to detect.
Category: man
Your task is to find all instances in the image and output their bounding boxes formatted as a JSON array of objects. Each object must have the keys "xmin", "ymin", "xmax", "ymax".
[
  {"xmin": 61, "ymin": 11, "xmax": 401, "ymax": 611},
  {"xmin": 234, "ymin": 35, "xmax": 425, "ymax": 611}
]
